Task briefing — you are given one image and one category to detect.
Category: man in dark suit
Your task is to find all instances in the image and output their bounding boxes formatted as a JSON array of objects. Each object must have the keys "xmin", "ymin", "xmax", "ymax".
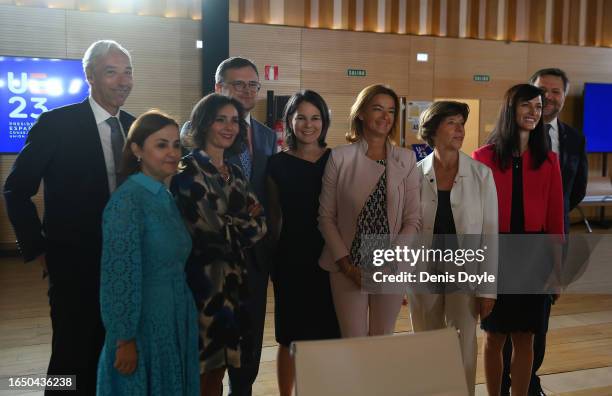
[
  {"xmin": 214, "ymin": 56, "xmax": 276, "ymax": 396},
  {"xmin": 3, "ymin": 40, "xmax": 135, "ymax": 395},
  {"xmin": 501, "ymin": 68, "xmax": 588, "ymax": 396}
]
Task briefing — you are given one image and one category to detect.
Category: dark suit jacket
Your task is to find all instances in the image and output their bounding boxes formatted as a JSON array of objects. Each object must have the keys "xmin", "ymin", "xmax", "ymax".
[
  {"xmin": 226, "ymin": 117, "xmax": 276, "ymax": 272},
  {"xmin": 3, "ymin": 99, "xmax": 135, "ymax": 263},
  {"xmin": 226, "ymin": 117, "xmax": 276, "ymax": 210},
  {"xmin": 557, "ymin": 120, "xmax": 588, "ymax": 232},
  {"xmin": 472, "ymin": 144, "xmax": 564, "ymax": 235}
]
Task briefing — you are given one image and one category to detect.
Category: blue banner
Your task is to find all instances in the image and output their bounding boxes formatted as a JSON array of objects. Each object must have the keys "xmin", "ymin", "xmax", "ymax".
[{"xmin": 0, "ymin": 56, "xmax": 89, "ymax": 153}]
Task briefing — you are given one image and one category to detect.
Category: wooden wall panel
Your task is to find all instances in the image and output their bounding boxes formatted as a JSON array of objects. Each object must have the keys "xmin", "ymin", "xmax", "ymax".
[
  {"xmin": 230, "ymin": 23, "xmax": 302, "ymax": 122},
  {"xmin": 301, "ymin": 28, "xmax": 411, "ymax": 145},
  {"xmin": 0, "ymin": 5, "xmax": 66, "ymax": 57},
  {"xmin": 5, "ymin": 0, "xmax": 612, "ymax": 48},
  {"xmin": 528, "ymin": 0, "xmax": 546, "ymax": 43},
  {"xmin": 0, "ymin": 5, "xmax": 201, "ymax": 246},
  {"xmin": 363, "ymin": 0, "xmax": 379, "ymax": 31},
  {"xmin": 319, "ymin": 0, "xmax": 335, "ymax": 29},
  {"xmin": 284, "ymin": 0, "xmax": 306, "ymax": 26},
  {"xmin": 408, "ymin": 36, "xmax": 435, "ymax": 100},
  {"xmin": 567, "ymin": 0, "xmax": 581, "ymax": 46},
  {"xmin": 434, "ymin": 38, "xmax": 528, "ymax": 140},
  {"xmin": 527, "ymin": 43, "xmax": 612, "ymax": 125},
  {"xmin": 406, "ymin": 0, "xmax": 420, "ymax": 34},
  {"xmin": 447, "ymin": 0, "xmax": 460, "ymax": 38},
  {"xmin": 603, "ymin": 0, "xmax": 612, "ymax": 47},
  {"xmin": 433, "ymin": 38, "xmax": 528, "ymax": 99}
]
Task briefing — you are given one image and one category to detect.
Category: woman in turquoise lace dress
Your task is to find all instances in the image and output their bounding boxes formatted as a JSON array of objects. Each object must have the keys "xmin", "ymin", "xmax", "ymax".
[{"xmin": 97, "ymin": 110, "xmax": 199, "ymax": 396}]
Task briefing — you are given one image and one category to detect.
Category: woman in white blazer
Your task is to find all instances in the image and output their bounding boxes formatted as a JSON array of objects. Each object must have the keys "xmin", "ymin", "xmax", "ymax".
[
  {"xmin": 318, "ymin": 84, "xmax": 421, "ymax": 337},
  {"xmin": 409, "ymin": 101, "xmax": 498, "ymax": 396}
]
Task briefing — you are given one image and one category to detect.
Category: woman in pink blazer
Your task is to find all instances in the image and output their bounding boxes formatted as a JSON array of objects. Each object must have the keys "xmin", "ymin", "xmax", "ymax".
[{"xmin": 318, "ymin": 84, "xmax": 421, "ymax": 337}]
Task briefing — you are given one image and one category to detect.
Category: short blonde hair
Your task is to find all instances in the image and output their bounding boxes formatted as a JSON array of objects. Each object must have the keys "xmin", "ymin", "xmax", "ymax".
[{"xmin": 347, "ymin": 84, "xmax": 400, "ymax": 143}]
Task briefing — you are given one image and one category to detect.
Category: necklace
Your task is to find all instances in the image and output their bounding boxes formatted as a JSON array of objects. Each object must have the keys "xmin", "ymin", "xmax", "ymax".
[{"xmin": 212, "ymin": 161, "xmax": 231, "ymax": 183}]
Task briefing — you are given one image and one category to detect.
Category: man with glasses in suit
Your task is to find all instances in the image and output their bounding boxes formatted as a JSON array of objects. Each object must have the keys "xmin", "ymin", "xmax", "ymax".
[{"xmin": 215, "ymin": 56, "xmax": 276, "ymax": 396}]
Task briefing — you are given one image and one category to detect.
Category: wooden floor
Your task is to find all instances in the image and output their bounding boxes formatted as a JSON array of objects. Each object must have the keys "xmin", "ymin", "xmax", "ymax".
[{"xmin": 1, "ymin": 227, "xmax": 612, "ymax": 395}]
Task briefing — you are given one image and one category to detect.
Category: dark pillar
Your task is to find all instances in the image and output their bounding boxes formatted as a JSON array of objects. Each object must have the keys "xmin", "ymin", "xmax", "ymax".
[{"xmin": 202, "ymin": 0, "xmax": 229, "ymax": 95}]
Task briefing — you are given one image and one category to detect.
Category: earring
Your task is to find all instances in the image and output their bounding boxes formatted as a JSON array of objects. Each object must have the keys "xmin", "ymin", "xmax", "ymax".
[{"xmin": 137, "ymin": 156, "xmax": 141, "ymax": 162}]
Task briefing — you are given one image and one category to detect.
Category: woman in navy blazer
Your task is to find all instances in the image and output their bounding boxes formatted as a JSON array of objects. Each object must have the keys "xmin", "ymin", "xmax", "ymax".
[
  {"xmin": 472, "ymin": 84, "xmax": 564, "ymax": 396},
  {"xmin": 318, "ymin": 84, "xmax": 421, "ymax": 337}
]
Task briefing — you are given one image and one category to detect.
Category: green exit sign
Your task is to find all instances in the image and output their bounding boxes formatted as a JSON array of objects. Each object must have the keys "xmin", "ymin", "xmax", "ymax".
[
  {"xmin": 473, "ymin": 74, "xmax": 490, "ymax": 82},
  {"xmin": 347, "ymin": 69, "xmax": 367, "ymax": 77}
]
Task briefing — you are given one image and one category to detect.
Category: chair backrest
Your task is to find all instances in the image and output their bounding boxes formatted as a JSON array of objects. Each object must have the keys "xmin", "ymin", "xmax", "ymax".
[{"xmin": 292, "ymin": 328, "xmax": 469, "ymax": 396}]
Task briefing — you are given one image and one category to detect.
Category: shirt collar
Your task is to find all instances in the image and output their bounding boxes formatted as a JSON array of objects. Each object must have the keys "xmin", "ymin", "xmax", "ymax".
[
  {"xmin": 129, "ymin": 172, "xmax": 164, "ymax": 194},
  {"xmin": 89, "ymin": 96, "xmax": 120, "ymax": 125},
  {"xmin": 244, "ymin": 113, "xmax": 252, "ymax": 126},
  {"xmin": 547, "ymin": 117, "xmax": 559, "ymax": 133}
]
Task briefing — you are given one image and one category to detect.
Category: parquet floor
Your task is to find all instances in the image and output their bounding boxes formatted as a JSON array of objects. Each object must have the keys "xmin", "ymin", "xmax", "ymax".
[{"xmin": 1, "ymin": 227, "xmax": 611, "ymax": 395}]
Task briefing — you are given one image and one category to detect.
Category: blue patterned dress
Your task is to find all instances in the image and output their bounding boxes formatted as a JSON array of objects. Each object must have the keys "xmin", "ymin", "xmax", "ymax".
[
  {"xmin": 97, "ymin": 172, "xmax": 199, "ymax": 396},
  {"xmin": 171, "ymin": 150, "xmax": 267, "ymax": 373}
]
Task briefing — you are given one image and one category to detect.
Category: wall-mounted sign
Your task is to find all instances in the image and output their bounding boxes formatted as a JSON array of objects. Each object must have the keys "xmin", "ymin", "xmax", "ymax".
[
  {"xmin": 0, "ymin": 56, "xmax": 89, "ymax": 153},
  {"xmin": 265, "ymin": 65, "xmax": 279, "ymax": 80},
  {"xmin": 473, "ymin": 75, "xmax": 490, "ymax": 82},
  {"xmin": 347, "ymin": 69, "xmax": 366, "ymax": 77}
]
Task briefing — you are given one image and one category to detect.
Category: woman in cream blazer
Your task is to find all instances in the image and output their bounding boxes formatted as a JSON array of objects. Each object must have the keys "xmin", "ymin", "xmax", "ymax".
[
  {"xmin": 409, "ymin": 101, "xmax": 498, "ymax": 396},
  {"xmin": 318, "ymin": 84, "xmax": 421, "ymax": 337}
]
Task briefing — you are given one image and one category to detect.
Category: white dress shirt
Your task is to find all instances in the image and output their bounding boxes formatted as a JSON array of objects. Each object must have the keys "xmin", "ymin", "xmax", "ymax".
[
  {"xmin": 547, "ymin": 117, "xmax": 560, "ymax": 155},
  {"xmin": 88, "ymin": 96, "xmax": 125, "ymax": 192}
]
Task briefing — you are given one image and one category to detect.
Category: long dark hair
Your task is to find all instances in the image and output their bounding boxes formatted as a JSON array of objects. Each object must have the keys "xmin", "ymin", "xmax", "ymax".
[
  {"xmin": 121, "ymin": 110, "xmax": 179, "ymax": 177},
  {"xmin": 283, "ymin": 90, "xmax": 330, "ymax": 150},
  {"xmin": 189, "ymin": 93, "xmax": 247, "ymax": 156},
  {"xmin": 486, "ymin": 84, "xmax": 549, "ymax": 171}
]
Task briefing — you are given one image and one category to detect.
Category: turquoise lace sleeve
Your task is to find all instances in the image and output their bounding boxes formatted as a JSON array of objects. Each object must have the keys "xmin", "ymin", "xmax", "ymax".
[{"xmin": 100, "ymin": 189, "xmax": 143, "ymax": 342}]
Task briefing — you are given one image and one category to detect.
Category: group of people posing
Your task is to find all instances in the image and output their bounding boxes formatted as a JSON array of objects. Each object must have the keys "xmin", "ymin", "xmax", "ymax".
[{"xmin": 3, "ymin": 39, "xmax": 587, "ymax": 396}]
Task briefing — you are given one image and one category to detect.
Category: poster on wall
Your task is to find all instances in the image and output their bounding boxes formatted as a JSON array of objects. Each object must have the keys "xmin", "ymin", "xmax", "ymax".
[
  {"xmin": 406, "ymin": 101, "xmax": 432, "ymax": 135},
  {"xmin": 0, "ymin": 56, "xmax": 89, "ymax": 153}
]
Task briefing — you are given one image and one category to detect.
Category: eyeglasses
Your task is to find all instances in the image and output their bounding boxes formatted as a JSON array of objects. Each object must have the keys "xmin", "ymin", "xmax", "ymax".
[{"xmin": 223, "ymin": 80, "xmax": 261, "ymax": 92}]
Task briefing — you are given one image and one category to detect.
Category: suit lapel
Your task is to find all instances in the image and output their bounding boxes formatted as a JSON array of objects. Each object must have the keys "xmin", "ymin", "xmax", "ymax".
[
  {"xmin": 420, "ymin": 153, "xmax": 437, "ymax": 197},
  {"xmin": 557, "ymin": 121, "xmax": 568, "ymax": 170},
  {"xmin": 385, "ymin": 143, "xmax": 412, "ymax": 234},
  {"xmin": 76, "ymin": 100, "xmax": 110, "ymax": 194}
]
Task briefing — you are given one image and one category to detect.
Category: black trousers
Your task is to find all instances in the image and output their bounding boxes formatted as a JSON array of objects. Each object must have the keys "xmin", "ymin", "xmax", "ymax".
[
  {"xmin": 501, "ymin": 296, "xmax": 552, "ymax": 395},
  {"xmin": 228, "ymin": 253, "xmax": 269, "ymax": 396},
  {"xmin": 44, "ymin": 244, "xmax": 105, "ymax": 396}
]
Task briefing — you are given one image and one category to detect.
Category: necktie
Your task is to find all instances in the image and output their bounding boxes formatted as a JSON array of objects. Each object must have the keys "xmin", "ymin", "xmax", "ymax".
[
  {"xmin": 545, "ymin": 123, "xmax": 552, "ymax": 151},
  {"xmin": 106, "ymin": 117, "xmax": 125, "ymax": 187},
  {"xmin": 239, "ymin": 147, "xmax": 252, "ymax": 181}
]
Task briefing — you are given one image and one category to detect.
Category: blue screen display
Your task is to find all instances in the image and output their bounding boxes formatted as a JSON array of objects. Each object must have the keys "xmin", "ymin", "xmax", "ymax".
[
  {"xmin": 583, "ymin": 82, "xmax": 612, "ymax": 153},
  {"xmin": 0, "ymin": 56, "xmax": 89, "ymax": 153}
]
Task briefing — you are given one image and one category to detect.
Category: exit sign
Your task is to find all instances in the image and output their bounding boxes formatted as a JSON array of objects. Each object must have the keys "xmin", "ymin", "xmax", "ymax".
[
  {"xmin": 347, "ymin": 69, "xmax": 367, "ymax": 77},
  {"xmin": 473, "ymin": 75, "xmax": 490, "ymax": 82}
]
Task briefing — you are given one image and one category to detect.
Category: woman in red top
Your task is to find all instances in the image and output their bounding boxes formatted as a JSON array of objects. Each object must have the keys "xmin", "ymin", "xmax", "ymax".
[{"xmin": 472, "ymin": 84, "xmax": 563, "ymax": 396}]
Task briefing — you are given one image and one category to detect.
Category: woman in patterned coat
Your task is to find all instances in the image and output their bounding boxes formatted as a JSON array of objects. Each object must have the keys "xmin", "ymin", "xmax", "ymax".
[{"xmin": 171, "ymin": 93, "xmax": 267, "ymax": 396}]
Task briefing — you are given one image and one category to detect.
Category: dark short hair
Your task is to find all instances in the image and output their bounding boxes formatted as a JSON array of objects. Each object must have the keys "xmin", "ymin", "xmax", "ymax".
[
  {"xmin": 347, "ymin": 84, "xmax": 400, "ymax": 143},
  {"xmin": 283, "ymin": 90, "xmax": 330, "ymax": 150},
  {"xmin": 486, "ymin": 84, "xmax": 549, "ymax": 171},
  {"xmin": 529, "ymin": 68, "xmax": 570, "ymax": 95},
  {"xmin": 189, "ymin": 93, "xmax": 247, "ymax": 156},
  {"xmin": 418, "ymin": 101, "xmax": 469, "ymax": 148},
  {"xmin": 215, "ymin": 57, "xmax": 259, "ymax": 84},
  {"xmin": 121, "ymin": 110, "xmax": 179, "ymax": 177}
]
